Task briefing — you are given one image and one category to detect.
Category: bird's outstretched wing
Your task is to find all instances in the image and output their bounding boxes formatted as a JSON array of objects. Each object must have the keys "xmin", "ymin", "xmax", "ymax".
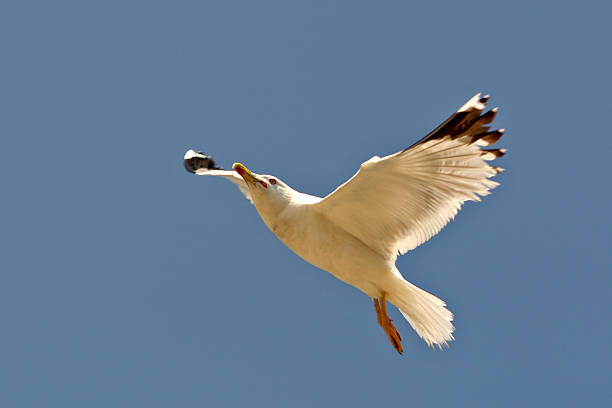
[{"xmin": 313, "ymin": 93, "xmax": 505, "ymax": 260}]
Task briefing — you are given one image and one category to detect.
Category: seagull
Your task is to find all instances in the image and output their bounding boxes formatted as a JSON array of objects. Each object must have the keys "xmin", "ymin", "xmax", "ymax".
[{"xmin": 184, "ymin": 93, "xmax": 505, "ymax": 353}]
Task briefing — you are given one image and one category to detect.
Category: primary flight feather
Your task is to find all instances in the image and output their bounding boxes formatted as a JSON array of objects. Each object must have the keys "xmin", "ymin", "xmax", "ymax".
[{"xmin": 184, "ymin": 93, "xmax": 506, "ymax": 353}]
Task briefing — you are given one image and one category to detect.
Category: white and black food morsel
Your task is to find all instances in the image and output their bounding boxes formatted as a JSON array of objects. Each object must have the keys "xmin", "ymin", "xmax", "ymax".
[
  {"xmin": 184, "ymin": 93, "xmax": 506, "ymax": 354},
  {"xmin": 184, "ymin": 150, "xmax": 221, "ymax": 174}
]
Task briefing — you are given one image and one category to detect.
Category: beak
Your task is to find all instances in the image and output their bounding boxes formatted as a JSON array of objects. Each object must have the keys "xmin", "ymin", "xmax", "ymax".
[{"xmin": 233, "ymin": 162, "xmax": 259, "ymax": 185}]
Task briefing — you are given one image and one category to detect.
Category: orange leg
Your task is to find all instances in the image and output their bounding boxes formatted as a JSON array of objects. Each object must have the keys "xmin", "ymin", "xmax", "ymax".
[{"xmin": 373, "ymin": 294, "xmax": 403, "ymax": 354}]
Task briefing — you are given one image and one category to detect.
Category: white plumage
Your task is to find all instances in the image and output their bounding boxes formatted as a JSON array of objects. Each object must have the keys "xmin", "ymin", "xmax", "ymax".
[{"xmin": 185, "ymin": 93, "xmax": 506, "ymax": 353}]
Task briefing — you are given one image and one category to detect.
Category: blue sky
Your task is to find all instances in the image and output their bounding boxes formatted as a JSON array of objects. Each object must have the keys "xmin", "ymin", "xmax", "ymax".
[{"xmin": 1, "ymin": 1, "xmax": 611, "ymax": 406}]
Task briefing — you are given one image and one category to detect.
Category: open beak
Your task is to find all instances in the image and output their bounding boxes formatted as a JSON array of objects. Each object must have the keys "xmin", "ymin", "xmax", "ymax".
[{"xmin": 233, "ymin": 162, "xmax": 266, "ymax": 188}]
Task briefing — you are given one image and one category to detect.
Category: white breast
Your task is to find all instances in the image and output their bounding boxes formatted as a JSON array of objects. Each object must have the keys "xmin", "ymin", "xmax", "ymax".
[{"xmin": 257, "ymin": 200, "xmax": 391, "ymax": 297}]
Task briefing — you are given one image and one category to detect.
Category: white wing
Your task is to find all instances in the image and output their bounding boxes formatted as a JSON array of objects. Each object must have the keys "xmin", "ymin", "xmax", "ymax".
[
  {"xmin": 313, "ymin": 93, "xmax": 505, "ymax": 260},
  {"xmin": 194, "ymin": 169, "xmax": 253, "ymax": 204}
]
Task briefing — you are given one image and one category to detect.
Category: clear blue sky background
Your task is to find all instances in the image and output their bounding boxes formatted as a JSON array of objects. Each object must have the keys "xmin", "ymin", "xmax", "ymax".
[{"xmin": 1, "ymin": 1, "xmax": 611, "ymax": 407}]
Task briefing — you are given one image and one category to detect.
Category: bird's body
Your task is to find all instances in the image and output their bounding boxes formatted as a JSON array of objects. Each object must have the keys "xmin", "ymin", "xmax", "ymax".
[
  {"xmin": 256, "ymin": 190, "xmax": 391, "ymax": 298},
  {"xmin": 185, "ymin": 93, "xmax": 506, "ymax": 352}
]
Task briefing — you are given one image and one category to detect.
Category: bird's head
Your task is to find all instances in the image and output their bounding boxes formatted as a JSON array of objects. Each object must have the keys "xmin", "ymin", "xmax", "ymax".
[{"xmin": 232, "ymin": 162, "xmax": 293, "ymax": 211}]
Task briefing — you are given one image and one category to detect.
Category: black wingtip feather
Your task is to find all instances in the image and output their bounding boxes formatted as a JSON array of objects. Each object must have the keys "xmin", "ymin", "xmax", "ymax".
[
  {"xmin": 405, "ymin": 93, "xmax": 505, "ymax": 152},
  {"xmin": 476, "ymin": 128, "xmax": 505, "ymax": 146},
  {"xmin": 478, "ymin": 108, "xmax": 498, "ymax": 125},
  {"xmin": 481, "ymin": 148, "xmax": 507, "ymax": 159}
]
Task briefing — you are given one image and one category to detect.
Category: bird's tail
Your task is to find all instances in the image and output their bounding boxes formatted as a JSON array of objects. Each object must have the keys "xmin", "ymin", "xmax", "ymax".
[{"xmin": 386, "ymin": 274, "xmax": 455, "ymax": 349}]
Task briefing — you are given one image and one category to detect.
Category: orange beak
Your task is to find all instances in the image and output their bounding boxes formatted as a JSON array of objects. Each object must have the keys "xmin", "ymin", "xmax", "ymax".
[{"xmin": 233, "ymin": 163, "xmax": 267, "ymax": 188}]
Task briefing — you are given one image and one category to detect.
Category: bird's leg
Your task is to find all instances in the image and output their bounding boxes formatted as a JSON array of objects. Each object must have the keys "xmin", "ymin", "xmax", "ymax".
[
  {"xmin": 373, "ymin": 294, "xmax": 403, "ymax": 354},
  {"xmin": 373, "ymin": 298, "xmax": 383, "ymax": 326}
]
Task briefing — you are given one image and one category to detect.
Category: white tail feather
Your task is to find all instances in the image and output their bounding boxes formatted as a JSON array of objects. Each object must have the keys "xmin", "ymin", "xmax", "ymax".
[{"xmin": 386, "ymin": 275, "xmax": 455, "ymax": 348}]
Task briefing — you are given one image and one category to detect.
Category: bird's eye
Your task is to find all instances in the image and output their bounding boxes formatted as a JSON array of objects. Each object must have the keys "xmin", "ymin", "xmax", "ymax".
[{"xmin": 270, "ymin": 178, "xmax": 277, "ymax": 185}]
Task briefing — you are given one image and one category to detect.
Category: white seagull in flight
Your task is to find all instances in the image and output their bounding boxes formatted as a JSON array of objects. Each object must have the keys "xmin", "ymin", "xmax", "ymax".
[{"xmin": 184, "ymin": 93, "xmax": 505, "ymax": 354}]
